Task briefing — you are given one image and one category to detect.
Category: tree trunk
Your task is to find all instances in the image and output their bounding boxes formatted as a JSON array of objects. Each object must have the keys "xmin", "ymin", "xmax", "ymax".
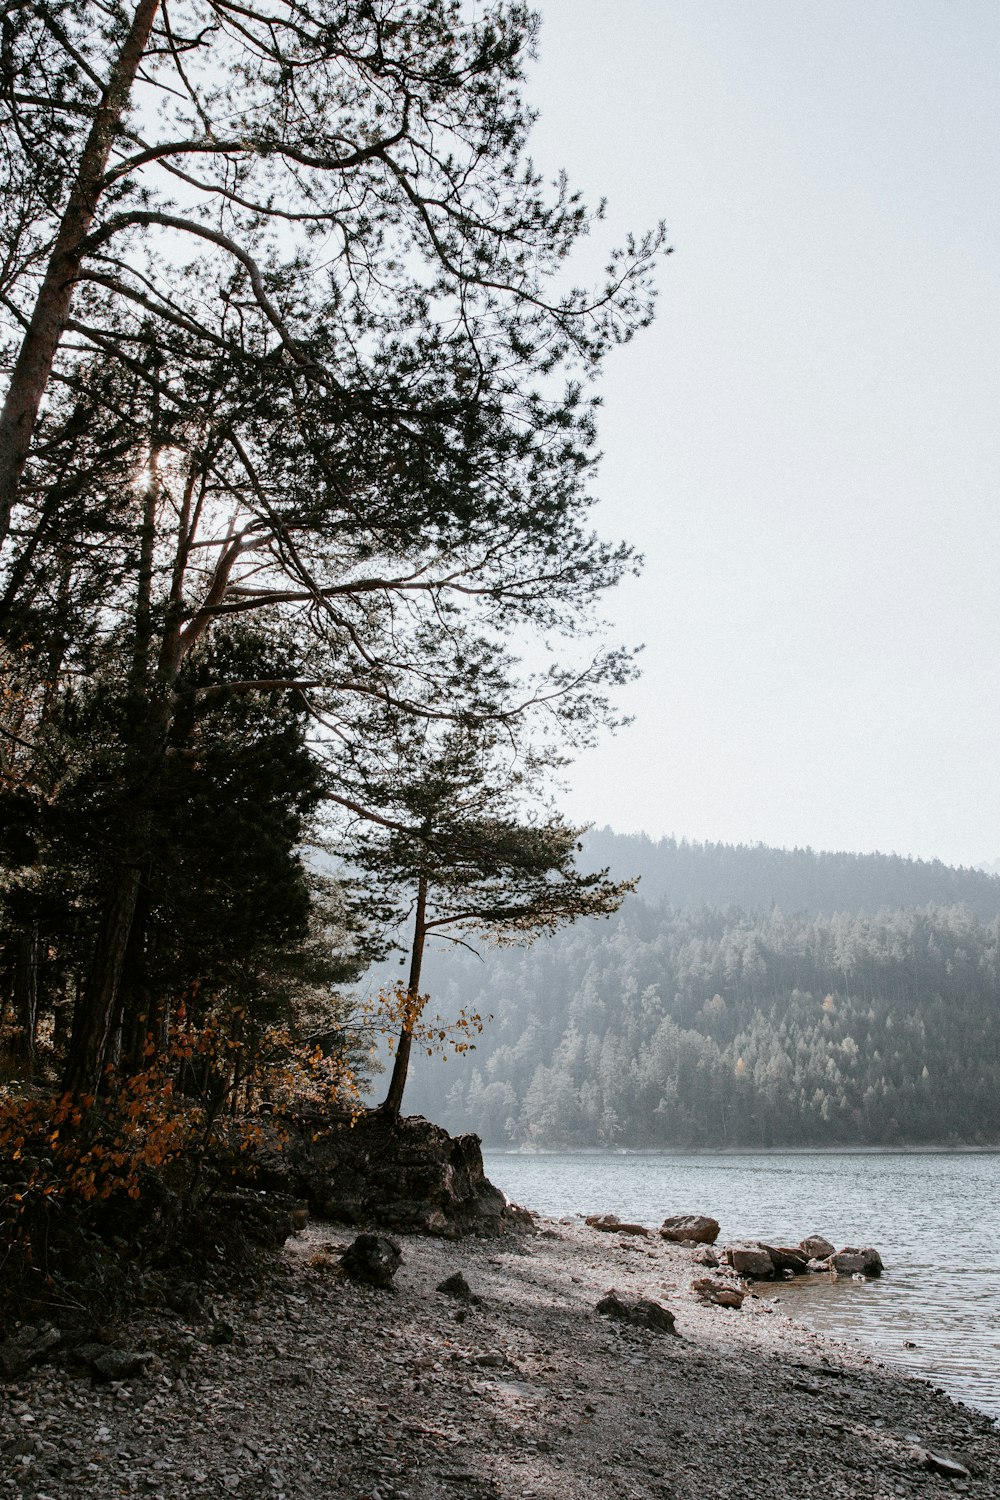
[
  {"xmin": 117, "ymin": 882, "xmax": 153, "ymax": 1073},
  {"xmin": 11, "ymin": 926, "xmax": 41, "ymax": 1077},
  {"xmin": 61, "ymin": 864, "xmax": 142, "ymax": 1098},
  {"xmin": 0, "ymin": 0, "xmax": 161, "ymax": 546},
  {"xmin": 378, "ymin": 871, "xmax": 429, "ymax": 1120}
]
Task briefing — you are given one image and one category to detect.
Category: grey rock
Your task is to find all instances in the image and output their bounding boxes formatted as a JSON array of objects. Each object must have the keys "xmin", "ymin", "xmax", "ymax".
[
  {"xmin": 436, "ymin": 1272, "xmax": 483, "ymax": 1305},
  {"xmin": 596, "ymin": 1290, "xmax": 677, "ymax": 1334},
  {"xmin": 762, "ymin": 1245, "xmax": 809, "ymax": 1274},
  {"xmin": 340, "ymin": 1233, "xmax": 402, "ymax": 1288},
  {"xmin": 0, "ymin": 1324, "xmax": 62, "ymax": 1378},
  {"xmin": 912, "ymin": 1447, "xmax": 971, "ymax": 1479},
  {"xmin": 77, "ymin": 1346, "xmax": 155, "ymax": 1381}
]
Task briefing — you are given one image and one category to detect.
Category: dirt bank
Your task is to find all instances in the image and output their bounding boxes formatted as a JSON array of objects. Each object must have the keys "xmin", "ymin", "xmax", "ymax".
[{"xmin": 2, "ymin": 1215, "xmax": 997, "ymax": 1499}]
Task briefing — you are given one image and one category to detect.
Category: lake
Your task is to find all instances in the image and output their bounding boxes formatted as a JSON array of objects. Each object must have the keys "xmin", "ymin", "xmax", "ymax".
[{"xmin": 482, "ymin": 1148, "xmax": 1000, "ymax": 1422}]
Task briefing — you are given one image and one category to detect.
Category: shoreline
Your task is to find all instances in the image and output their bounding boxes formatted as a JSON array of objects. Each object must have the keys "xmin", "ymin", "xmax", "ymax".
[
  {"xmin": 483, "ymin": 1144, "xmax": 1000, "ymax": 1156},
  {"xmin": 3, "ymin": 1214, "xmax": 998, "ymax": 1499}
]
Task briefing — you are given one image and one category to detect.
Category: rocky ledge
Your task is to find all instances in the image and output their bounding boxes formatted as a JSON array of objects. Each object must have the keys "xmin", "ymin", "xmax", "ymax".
[{"xmin": 222, "ymin": 1110, "xmax": 528, "ymax": 1238}]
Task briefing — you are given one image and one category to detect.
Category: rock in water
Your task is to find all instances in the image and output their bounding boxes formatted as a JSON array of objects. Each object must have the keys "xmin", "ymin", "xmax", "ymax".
[
  {"xmin": 596, "ymin": 1290, "xmax": 677, "ymax": 1335},
  {"xmin": 831, "ymin": 1246, "xmax": 883, "ymax": 1278},
  {"xmin": 660, "ymin": 1215, "xmax": 720, "ymax": 1245},
  {"xmin": 799, "ymin": 1234, "xmax": 836, "ymax": 1259},
  {"xmin": 340, "ymin": 1233, "xmax": 402, "ymax": 1288},
  {"xmin": 762, "ymin": 1245, "xmax": 809, "ymax": 1274},
  {"xmin": 722, "ymin": 1244, "xmax": 776, "ymax": 1279}
]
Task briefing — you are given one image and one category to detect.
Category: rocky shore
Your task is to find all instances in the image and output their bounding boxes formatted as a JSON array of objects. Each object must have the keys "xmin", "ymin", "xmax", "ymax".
[{"xmin": 3, "ymin": 1211, "xmax": 998, "ymax": 1500}]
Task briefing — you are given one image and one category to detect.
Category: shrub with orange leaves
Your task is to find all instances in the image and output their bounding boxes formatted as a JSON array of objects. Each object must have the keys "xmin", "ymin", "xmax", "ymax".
[{"xmin": 362, "ymin": 982, "xmax": 484, "ymax": 1063}]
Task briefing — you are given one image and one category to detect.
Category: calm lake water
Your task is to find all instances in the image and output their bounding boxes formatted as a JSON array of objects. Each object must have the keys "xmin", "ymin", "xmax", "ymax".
[{"xmin": 482, "ymin": 1149, "xmax": 1000, "ymax": 1422}]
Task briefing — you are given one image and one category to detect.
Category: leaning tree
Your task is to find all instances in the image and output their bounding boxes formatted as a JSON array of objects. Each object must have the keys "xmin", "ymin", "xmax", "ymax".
[{"xmin": 329, "ymin": 724, "xmax": 633, "ymax": 1118}]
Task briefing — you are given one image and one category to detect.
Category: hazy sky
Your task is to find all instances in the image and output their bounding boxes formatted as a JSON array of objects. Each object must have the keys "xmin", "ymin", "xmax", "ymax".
[{"xmin": 524, "ymin": 0, "xmax": 1000, "ymax": 868}]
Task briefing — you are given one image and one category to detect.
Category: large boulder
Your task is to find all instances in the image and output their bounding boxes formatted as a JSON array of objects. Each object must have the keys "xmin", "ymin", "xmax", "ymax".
[
  {"xmin": 831, "ymin": 1246, "xmax": 883, "ymax": 1278},
  {"xmin": 762, "ymin": 1244, "xmax": 809, "ymax": 1275},
  {"xmin": 220, "ymin": 1111, "xmax": 523, "ymax": 1238},
  {"xmin": 0, "ymin": 1324, "xmax": 62, "ymax": 1379},
  {"xmin": 721, "ymin": 1243, "xmax": 776, "ymax": 1279},
  {"xmin": 660, "ymin": 1214, "xmax": 720, "ymax": 1244}
]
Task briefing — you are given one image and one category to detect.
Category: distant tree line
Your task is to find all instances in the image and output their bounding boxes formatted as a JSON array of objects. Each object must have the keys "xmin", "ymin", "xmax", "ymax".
[
  {"xmin": 580, "ymin": 829, "xmax": 1000, "ymax": 920},
  {"xmin": 399, "ymin": 840, "xmax": 1000, "ymax": 1146}
]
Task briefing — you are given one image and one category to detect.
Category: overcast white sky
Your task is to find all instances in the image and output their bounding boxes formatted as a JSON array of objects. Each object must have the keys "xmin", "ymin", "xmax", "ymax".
[{"xmin": 524, "ymin": 0, "xmax": 1000, "ymax": 869}]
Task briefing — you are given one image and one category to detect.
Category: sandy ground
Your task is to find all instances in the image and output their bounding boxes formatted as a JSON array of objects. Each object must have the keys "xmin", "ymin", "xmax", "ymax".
[{"xmin": 2, "ymin": 1215, "xmax": 998, "ymax": 1500}]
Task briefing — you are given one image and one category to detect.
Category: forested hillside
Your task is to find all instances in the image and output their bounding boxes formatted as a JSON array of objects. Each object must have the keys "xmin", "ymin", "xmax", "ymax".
[
  {"xmin": 398, "ymin": 838, "xmax": 1000, "ymax": 1146},
  {"xmin": 580, "ymin": 829, "xmax": 1000, "ymax": 919}
]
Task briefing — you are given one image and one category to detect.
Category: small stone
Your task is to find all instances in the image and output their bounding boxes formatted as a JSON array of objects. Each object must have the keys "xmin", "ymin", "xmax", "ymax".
[
  {"xmin": 912, "ymin": 1448, "xmax": 971, "ymax": 1480},
  {"xmin": 585, "ymin": 1214, "xmax": 650, "ymax": 1237},
  {"xmin": 436, "ymin": 1272, "xmax": 483, "ymax": 1305},
  {"xmin": 340, "ymin": 1233, "xmax": 403, "ymax": 1288}
]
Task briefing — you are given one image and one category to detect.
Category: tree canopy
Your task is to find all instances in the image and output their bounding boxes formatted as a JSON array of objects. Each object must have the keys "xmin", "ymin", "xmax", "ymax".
[{"xmin": 0, "ymin": 4, "xmax": 664, "ymax": 1111}]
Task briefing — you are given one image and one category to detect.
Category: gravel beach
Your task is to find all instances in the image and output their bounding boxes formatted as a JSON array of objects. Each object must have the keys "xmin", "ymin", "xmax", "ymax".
[{"xmin": 3, "ymin": 1215, "xmax": 998, "ymax": 1500}]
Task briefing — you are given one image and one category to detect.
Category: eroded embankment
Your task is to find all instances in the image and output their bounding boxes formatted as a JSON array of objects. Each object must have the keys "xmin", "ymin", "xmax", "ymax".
[{"xmin": 2, "ymin": 1215, "xmax": 998, "ymax": 1500}]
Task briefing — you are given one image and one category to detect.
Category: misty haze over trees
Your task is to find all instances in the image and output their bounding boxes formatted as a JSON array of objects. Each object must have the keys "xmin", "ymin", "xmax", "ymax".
[{"xmin": 400, "ymin": 831, "xmax": 1000, "ymax": 1147}]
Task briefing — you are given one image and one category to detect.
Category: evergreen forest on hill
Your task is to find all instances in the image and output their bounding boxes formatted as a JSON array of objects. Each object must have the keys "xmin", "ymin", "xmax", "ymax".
[{"xmin": 400, "ymin": 833, "xmax": 1000, "ymax": 1147}]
